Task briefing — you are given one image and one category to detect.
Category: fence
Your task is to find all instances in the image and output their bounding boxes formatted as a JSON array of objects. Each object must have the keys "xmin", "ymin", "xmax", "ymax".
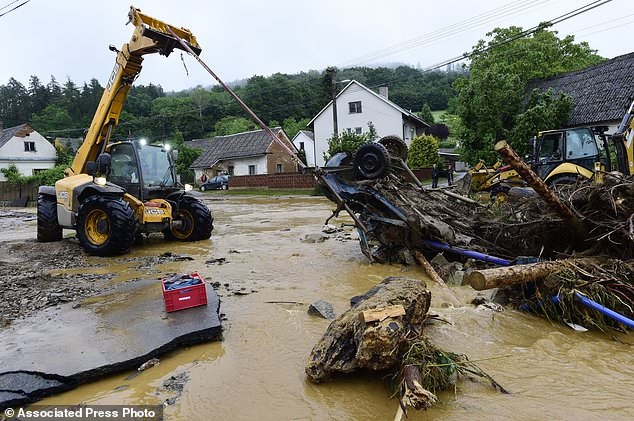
[
  {"xmin": 229, "ymin": 172, "xmax": 317, "ymax": 189},
  {"xmin": 0, "ymin": 181, "xmax": 39, "ymax": 207}
]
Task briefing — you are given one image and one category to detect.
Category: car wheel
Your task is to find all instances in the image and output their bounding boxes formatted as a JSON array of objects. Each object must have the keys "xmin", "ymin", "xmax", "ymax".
[
  {"xmin": 378, "ymin": 135, "xmax": 408, "ymax": 161},
  {"xmin": 353, "ymin": 143, "xmax": 391, "ymax": 180},
  {"xmin": 200, "ymin": 185, "xmax": 206, "ymax": 192},
  {"xmin": 221, "ymin": 184, "xmax": 228, "ymax": 190}
]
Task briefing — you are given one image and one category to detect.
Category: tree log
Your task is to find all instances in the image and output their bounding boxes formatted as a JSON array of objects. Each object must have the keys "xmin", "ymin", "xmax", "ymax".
[
  {"xmin": 494, "ymin": 140, "xmax": 586, "ymax": 236},
  {"xmin": 305, "ymin": 277, "xmax": 431, "ymax": 383},
  {"xmin": 413, "ymin": 251, "xmax": 462, "ymax": 308},
  {"xmin": 466, "ymin": 257, "xmax": 604, "ymax": 290}
]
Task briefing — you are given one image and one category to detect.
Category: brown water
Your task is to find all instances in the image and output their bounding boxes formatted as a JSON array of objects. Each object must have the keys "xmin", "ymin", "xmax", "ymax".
[{"xmin": 36, "ymin": 195, "xmax": 633, "ymax": 420}]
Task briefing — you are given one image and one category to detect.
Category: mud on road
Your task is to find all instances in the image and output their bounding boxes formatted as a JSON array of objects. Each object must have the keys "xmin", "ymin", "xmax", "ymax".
[{"xmin": 0, "ymin": 208, "xmax": 215, "ymax": 327}]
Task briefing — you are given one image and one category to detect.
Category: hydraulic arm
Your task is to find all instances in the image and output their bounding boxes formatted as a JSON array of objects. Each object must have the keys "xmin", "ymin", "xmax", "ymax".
[{"xmin": 66, "ymin": 6, "xmax": 201, "ymax": 176}]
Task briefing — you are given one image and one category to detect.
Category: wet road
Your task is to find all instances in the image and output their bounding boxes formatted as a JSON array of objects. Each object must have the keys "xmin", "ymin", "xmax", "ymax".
[{"xmin": 21, "ymin": 194, "xmax": 634, "ymax": 420}]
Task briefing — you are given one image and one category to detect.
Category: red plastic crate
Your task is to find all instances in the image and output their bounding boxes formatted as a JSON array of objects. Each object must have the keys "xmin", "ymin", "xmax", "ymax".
[{"xmin": 161, "ymin": 272, "xmax": 208, "ymax": 312}]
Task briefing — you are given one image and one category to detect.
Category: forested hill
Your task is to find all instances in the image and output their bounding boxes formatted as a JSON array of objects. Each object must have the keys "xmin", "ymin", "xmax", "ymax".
[{"xmin": 0, "ymin": 65, "xmax": 465, "ymax": 142}]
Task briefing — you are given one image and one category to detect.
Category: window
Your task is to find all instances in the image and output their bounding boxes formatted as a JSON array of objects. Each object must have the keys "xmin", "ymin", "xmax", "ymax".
[
  {"xmin": 355, "ymin": 127, "xmax": 362, "ymax": 135},
  {"xmin": 349, "ymin": 101, "xmax": 362, "ymax": 114},
  {"xmin": 276, "ymin": 164, "xmax": 283, "ymax": 173},
  {"xmin": 248, "ymin": 165, "xmax": 257, "ymax": 175},
  {"xmin": 228, "ymin": 165, "xmax": 235, "ymax": 176},
  {"xmin": 24, "ymin": 141, "xmax": 36, "ymax": 152},
  {"xmin": 299, "ymin": 141, "xmax": 305, "ymax": 151}
]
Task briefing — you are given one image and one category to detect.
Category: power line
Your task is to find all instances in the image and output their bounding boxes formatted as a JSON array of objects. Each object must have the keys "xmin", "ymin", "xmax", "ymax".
[
  {"xmin": 337, "ymin": 0, "xmax": 556, "ymax": 68},
  {"xmin": 0, "ymin": 0, "xmax": 30, "ymax": 18}
]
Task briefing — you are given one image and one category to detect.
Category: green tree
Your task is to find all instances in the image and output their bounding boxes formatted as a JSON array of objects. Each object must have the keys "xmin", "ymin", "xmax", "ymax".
[
  {"xmin": 407, "ymin": 134, "xmax": 440, "ymax": 169},
  {"xmin": 419, "ymin": 103, "xmax": 435, "ymax": 125},
  {"xmin": 453, "ymin": 25, "xmax": 603, "ymax": 165},
  {"xmin": 325, "ymin": 131, "xmax": 368, "ymax": 162},
  {"xmin": 31, "ymin": 104, "xmax": 73, "ymax": 134},
  {"xmin": 213, "ymin": 116, "xmax": 258, "ymax": 136}
]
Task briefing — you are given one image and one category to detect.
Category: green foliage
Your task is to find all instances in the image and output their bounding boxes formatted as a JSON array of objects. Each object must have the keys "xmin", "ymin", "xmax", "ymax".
[
  {"xmin": 212, "ymin": 116, "xmax": 258, "ymax": 136},
  {"xmin": 35, "ymin": 165, "xmax": 66, "ymax": 185},
  {"xmin": 31, "ymin": 104, "xmax": 73, "ymax": 133},
  {"xmin": 282, "ymin": 117, "xmax": 309, "ymax": 140},
  {"xmin": 508, "ymin": 89, "xmax": 572, "ymax": 156},
  {"xmin": 367, "ymin": 121, "xmax": 378, "ymax": 142},
  {"xmin": 453, "ymin": 25, "xmax": 603, "ymax": 165},
  {"xmin": 407, "ymin": 134, "xmax": 440, "ymax": 169},
  {"xmin": 419, "ymin": 103, "xmax": 435, "ymax": 125},
  {"xmin": 169, "ymin": 130, "xmax": 201, "ymax": 183},
  {"xmin": 0, "ymin": 164, "xmax": 26, "ymax": 185},
  {"xmin": 325, "ymin": 131, "xmax": 368, "ymax": 161}
]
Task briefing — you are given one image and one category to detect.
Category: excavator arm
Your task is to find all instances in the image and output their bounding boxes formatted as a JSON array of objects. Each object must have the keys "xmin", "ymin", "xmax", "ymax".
[
  {"xmin": 612, "ymin": 99, "xmax": 634, "ymax": 176},
  {"xmin": 66, "ymin": 6, "xmax": 201, "ymax": 176}
]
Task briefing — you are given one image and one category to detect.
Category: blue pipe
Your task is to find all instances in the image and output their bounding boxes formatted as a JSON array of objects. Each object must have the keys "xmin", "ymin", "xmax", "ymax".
[
  {"xmin": 553, "ymin": 293, "xmax": 634, "ymax": 329},
  {"xmin": 422, "ymin": 239, "xmax": 512, "ymax": 266}
]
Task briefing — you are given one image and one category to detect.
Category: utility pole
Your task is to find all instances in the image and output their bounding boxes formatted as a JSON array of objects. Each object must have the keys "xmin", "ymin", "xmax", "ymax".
[{"xmin": 328, "ymin": 67, "xmax": 339, "ymax": 140}]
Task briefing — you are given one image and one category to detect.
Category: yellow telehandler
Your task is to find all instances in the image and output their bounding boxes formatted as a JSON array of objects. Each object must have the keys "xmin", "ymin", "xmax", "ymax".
[{"xmin": 37, "ymin": 7, "xmax": 213, "ymax": 256}]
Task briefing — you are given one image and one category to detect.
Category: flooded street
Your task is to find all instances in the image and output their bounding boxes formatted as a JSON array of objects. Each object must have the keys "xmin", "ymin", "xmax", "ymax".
[{"xmin": 10, "ymin": 195, "xmax": 633, "ymax": 420}]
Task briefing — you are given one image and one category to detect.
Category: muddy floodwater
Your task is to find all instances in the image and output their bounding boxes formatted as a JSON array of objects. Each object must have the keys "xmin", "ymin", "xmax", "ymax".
[{"xmin": 11, "ymin": 195, "xmax": 633, "ymax": 420}]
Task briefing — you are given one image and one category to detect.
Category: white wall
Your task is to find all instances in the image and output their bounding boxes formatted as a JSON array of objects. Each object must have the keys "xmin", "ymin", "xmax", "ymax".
[
  {"xmin": 230, "ymin": 155, "xmax": 268, "ymax": 176},
  {"xmin": 313, "ymin": 83, "xmax": 404, "ymax": 167},
  {"xmin": 292, "ymin": 132, "xmax": 315, "ymax": 167},
  {"xmin": 0, "ymin": 130, "xmax": 57, "ymax": 181}
]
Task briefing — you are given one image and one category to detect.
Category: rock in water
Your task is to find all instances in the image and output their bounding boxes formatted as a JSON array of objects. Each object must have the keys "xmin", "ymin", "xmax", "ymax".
[
  {"xmin": 305, "ymin": 277, "xmax": 430, "ymax": 383},
  {"xmin": 308, "ymin": 300, "xmax": 336, "ymax": 319}
]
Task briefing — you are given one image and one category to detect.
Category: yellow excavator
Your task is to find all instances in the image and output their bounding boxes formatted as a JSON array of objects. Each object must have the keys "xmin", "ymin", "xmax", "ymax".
[
  {"xmin": 460, "ymin": 125, "xmax": 623, "ymax": 198},
  {"xmin": 37, "ymin": 7, "xmax": 213, "ymax": 256}
]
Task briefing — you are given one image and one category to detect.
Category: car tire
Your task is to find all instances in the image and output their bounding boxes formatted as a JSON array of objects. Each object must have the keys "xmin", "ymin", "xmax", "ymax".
[
  {"xmin": 221, "ymin": 184, "xmax": 228, "ymax": 190},
  {"xmin": 353, "ymin": 143, "xmax": 391, "ymax": 180},
  {"xmin": 200, "ymin": 185, "xmax": 206, "ymax": 192}
]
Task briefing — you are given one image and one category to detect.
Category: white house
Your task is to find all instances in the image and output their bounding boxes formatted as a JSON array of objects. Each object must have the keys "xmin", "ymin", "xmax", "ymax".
[
  {"xmin": 308, "ymin": 80, "xmax": 429, "ymax": 167},
  {"xmin": 291, "ymin": 130, "xmax": 315, "ymax": 167},
  {"xmin": 189, "ymin": 127, "xmax": 298, "ymax": 183},
  {"xmin": 0, "ymin": 123, "xmax": 57, "ymax": 181}
]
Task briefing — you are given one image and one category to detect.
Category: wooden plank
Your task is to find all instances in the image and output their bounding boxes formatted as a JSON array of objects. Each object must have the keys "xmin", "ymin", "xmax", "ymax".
[{"xmin": 359, "ymin": 305, "xmax": 406, "ymax": 323}]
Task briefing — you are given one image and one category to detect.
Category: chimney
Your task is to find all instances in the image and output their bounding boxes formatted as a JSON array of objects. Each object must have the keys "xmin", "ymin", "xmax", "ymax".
[{"xmin": 378, "ymin": 86, "xmax": 389, "ymax": 99}]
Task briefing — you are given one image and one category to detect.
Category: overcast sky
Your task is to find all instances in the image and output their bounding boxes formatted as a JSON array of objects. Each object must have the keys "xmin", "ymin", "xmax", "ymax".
[{"xmin": 1, "ymin": 0, "xmax": 632, "ymax": 92}]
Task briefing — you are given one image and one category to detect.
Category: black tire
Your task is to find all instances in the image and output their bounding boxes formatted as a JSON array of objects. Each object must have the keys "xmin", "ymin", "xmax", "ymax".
[
  {"xmin": 164, "ymin": 197, "xmax": 213, "ymax": 241},
  {"xmin": 200, "ymin": 185, "xmax": 206, "ymax": 192},
  {"xmin": 353, "ymin": 143, "xmax": 391, "ymax": 180},
  {"xmin": 76, "ymin": 195, "xmax": 136, "ymax": 256},
  {"xmin": 545, "ymin": 174, "xmax": 581, "ymax": 187},
  {"xmin": 378, "ymin": 135, "xmax": 408, "ymax": 161},
  {"xmin": 221, "ymin": 184, "xmax": 228, "ymax": 191},
  {"xmin": 37, "ymin": 193, "xmax": 62, "ymax": 242}
]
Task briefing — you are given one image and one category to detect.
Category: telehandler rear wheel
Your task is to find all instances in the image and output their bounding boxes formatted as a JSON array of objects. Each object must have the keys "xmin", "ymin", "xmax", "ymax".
[
  {"xmin": 164, "ymin": 197, "xmax": 213, "ymax": 241},
  {"xmin": 37, "ymin": 193, "xmax": 62, "ymax": 242},
  {"xmin": 77, "ymin": 196, "xmax": 136, "ymax": 256}
]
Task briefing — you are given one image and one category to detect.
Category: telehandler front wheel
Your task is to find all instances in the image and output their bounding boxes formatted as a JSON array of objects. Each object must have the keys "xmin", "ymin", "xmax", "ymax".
[
  {"xmin": 164, "ymin": 197, "xmax": 213, "ymax": 241},
  {"xmin": 76, "ymin": 196, "xmax": 136, "ymax": 256}
]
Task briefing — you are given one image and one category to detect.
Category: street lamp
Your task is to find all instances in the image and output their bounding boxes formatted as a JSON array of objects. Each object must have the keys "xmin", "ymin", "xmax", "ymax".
[{"xmin": 331, "ymin": 79, "xmax": 350, "ymax": 139}]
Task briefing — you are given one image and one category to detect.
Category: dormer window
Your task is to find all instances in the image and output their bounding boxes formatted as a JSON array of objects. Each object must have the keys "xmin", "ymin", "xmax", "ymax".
[{"xmin": 24, "ymin": 141, "xmax": 36, "ymax": 152}]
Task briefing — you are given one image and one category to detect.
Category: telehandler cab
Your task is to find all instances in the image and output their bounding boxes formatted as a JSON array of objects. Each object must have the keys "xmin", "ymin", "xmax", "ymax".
[{"xmin": 37, "ymin": 6, "xmax": 213, "ymax": 256}]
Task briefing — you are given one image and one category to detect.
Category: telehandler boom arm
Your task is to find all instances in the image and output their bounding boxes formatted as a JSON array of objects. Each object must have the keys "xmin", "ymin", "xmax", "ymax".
[{"xmin": 66, "ymin": 6, "xmax": 201, "ymax": 177}]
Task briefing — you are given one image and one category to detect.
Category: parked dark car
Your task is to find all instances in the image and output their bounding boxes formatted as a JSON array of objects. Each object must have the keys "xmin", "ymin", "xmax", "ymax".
[{"xmin": 200, "ymin": 175, "xmax": 229, "ymax": 191}]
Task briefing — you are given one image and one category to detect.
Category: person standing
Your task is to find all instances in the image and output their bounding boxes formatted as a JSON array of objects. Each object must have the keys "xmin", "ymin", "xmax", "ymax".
[{"xmin": 431, "ymin": 164, "xmax": 439, "ymax": 188}]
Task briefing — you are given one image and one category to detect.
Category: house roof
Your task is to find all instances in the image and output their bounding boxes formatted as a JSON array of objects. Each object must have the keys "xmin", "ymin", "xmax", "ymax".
[
  {"xmin": 292, "ymin": 130, "xmax": 314, "ymax": 142},
  {"xmin": 0, "ymin": 124, "xmax": 32, "ymax": 149},
  {"xmin": 308, "ymin": 80, "xmax": 430, "ymax": 128},
  {"xmin": 527, "ymin": 52, "xmax": 634, "ymax": 126},
  {"xmin": 190, "ymin": 127, "xmax": 287, "ymax": 169}
]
